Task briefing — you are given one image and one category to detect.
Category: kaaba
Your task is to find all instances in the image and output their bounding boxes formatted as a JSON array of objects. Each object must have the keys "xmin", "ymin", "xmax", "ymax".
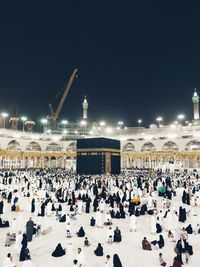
[{"xmin": 76, "ymin": 137, "xmax": 121, "ymax": 175}]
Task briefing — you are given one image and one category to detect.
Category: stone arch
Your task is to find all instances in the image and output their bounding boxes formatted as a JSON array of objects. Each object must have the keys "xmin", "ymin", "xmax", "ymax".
[
  {"xmin": 123, "ymin": 142, "xmax": 135, "ymax": 152},
  {"xmin": 7, "ymin": 140, "xmax": 21, "ymax": 151},
  {"xmin": 46, "ymin": 142, "xmax": 61, "ymax": 151},
  {"xmin": 141, "ymin": 142, "xmax": 155, "ymax": 152},
  {"xmin": 162, "ymin": 141, "xmax": 179, "ymax": 151},
  {"xmin": 25, "ymin": 141, "xmax": 41, "ymax": 151},
  {"xmin": 66, "ymin": 142, "xmax": 76, "ymax": 152},
  {"xmin": 185, "ymin": 140, "xmax": 200, "ymax": 151}
]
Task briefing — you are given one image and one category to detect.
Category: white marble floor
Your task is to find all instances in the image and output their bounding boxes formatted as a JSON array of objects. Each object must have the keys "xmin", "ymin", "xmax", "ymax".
[{"xmin": 0, "ymin": 189, "xmax": 200, "ymax": 267}]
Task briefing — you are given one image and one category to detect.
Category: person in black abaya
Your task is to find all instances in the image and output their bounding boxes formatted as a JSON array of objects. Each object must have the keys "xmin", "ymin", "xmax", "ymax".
[
  {"xmin": 77, "ymin": 226, "xmax": 85, "ymax": 237},
  {"xmin": 0, "ymin": 200, "xmax": 4, "ymax": 214},
  {"xmin": 19, "ymin": 246, "xmax": 31, "ymax": 261},
  {"xmin": 94, "ymin": 243, "xmax": 103, "ymax": 256},
  {"xmin": 21, "ymin": 233, "xmax": 28, "ymax": 248},
  {"xmin": 114, "ymin": 227, "xmax": 122, "ymax": 243},
  {"xmin": 156, "ymin": 217, "xmax": 162, "ymax": 233},
  {"xmin": 182, "ymin": 191, "xmax": 187, "ymax": 204},
  {"xmin": 110, "ymin": 209, "xmax": 115, "ymax": 218},
  {"xmin": 0, "ymin": 217, "xmax": 9, "ymax": 228},
  {"xmin": 7, "ymin": 192, "xmax": 12, "ymax": 203},
  {"xmin": 51, "ymin": 243, "xmax": 66, "ymax": 257},
  {"xmin": 151, "ymin": 235, "xmax": 164, "ymax": 249},
  {"xmin": 158, "ymin": 235, "xmax": 165, "ymax": 249},
  {"xmin": 90, "ymin": 217, "xmax": 95, "ymax": 226},
  {"xmin": 185, "ymin": 224, "xmax": 193, "ymax": 234},
  {"xmin": 119, "ymin": 204, "xmax": 126, "ymax": 218},
  {"xmin": 93, "ymin": 198, "xmax": 98, "ymax": 212},
  {"xmin": 39, "ymin": 203, "xmax": 45, "ymax": 217},
  {"xmin": 31, "ymin": 199, "xmax": 35, "ymax": 213},
  {"xmin": 59, "ymin": 214, "xmax": 66, "ymax": 222},
  {"xmin": 85, "ymin": 197, "xmax": 91, "ymax": 213},
  {"xmin": 113, "ymin": 254, "xmax": 123, "ymax": 267},
  {"xmin": 109, "ymin": 195, "xmax": 114, "ymax": 208},
  {"xmin": 179, "ymin": 207, "xmax": 186, "ymax": 223},
  {"xmin": 175, "ymin": 240, "xmax": 184, "ymax": 264},
  {"xmin": 115, "ymin": 211, "xmax": 121, "ymax": 219},
  {"xmin": 186, "ymin": 193, "xmax": 190, "ymax": 205},
  {"xmin": 26, "ymin": 217, "xmax": 35, "ymax": 242}
]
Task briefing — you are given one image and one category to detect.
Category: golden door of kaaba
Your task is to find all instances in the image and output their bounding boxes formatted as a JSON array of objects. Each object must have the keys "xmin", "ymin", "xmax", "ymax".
[{"xmin": 105, "ymin": 152, "xmax": 111, "ymax": 174}]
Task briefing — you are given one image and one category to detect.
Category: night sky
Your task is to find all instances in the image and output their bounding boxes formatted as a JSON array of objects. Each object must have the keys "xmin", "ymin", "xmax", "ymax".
[{"xmin": 0, "ymin": 1, "xmax": 200, "ymax": 127}]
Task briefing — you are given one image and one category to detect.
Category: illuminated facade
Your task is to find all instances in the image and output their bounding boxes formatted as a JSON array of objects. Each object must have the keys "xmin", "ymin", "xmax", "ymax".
[{"xmin": 0, "ymin": 89, "xmax": 200, "ymax": 171}]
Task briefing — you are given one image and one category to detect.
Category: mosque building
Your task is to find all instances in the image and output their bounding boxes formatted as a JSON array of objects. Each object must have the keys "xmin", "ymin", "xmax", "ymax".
[{"xmin": 0, "ymin": 90, "xmax": 200, "ymax": 172}]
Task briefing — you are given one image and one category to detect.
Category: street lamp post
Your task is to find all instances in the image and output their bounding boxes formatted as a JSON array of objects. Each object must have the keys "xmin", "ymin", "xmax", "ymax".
[
  {"xmin": 21, "ymin": 116, "xmax": 27, "ymax": 132},
  {"xmin": 41, "ymin": 118, "xmax": 48, "ymax": 133},
  {"xmin": 61, "ymin": 120, "xmax": 68, "ymax": 129},
  {"xmin": 137, "ymin": 119, "xmax": 142, "ymax": 133},
  {"xmin": 80, "ymin": 120, "xmax": 87, "ymax": 135},
  {"xmin": 177, "ymin": 114, "xmax": 185, "ymax": 125},
  {"xmin": 156, "ymin": 117, "xmax": 163, "ymax": 127},
  {"xmin": 118, "ymin": 121, "xmax": 123, "ymax": 136},
  {"xmin": 2, "ymin": 113, "xmax": 8, "ymax": 129},
  {"xmin": 177, "ymin": 114, "xmax": 185, "ymax": 132}
]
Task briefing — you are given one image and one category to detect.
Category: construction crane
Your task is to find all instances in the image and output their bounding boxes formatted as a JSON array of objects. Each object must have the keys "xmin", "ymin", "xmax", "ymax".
[{"xmin": 48, "ymin": 68, "xmax": 78, "ymax": 129}]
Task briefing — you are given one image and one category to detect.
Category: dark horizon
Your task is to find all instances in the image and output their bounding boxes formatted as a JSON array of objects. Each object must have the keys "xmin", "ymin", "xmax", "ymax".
[{"xmin": 0, "ymin": 1, "xmax": 200, "ymax": 128}]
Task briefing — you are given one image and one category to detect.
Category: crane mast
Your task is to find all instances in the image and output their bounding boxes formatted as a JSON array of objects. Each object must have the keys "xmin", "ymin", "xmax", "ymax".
[{"xmin": 48, "ymin": 68, "xmax": 78, "ymax": 129}]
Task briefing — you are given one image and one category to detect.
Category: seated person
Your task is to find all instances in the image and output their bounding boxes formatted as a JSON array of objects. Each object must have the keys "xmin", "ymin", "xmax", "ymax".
[
  {"xmin": 140, "ymin": 204, "xmax": 147, "ymax": 215},
  {"xmin": 59, "ymin": 214, "xmax": 66, "ymax": 223},
  {"xmin": 168, "ymin": 230, "xmax": 175, "ymax": 242},
  {"xmin": 104, "ymin": 212, "xmax": 112, "ymax": 225},
  {"xmin": 185, "ymin": 224, "xmax": 193, "ymax": 234},
  {"xmin": 159, "ymin": 253, "xmax": 167, "ymax": 266},
  {"xmin": 5, "ymin": 232, "xmax": 16, "ymax": 247},
  {"xmin": 84, "ymin": 237, "xmax": 90, "ymax": 247},
  {"xmin": 135, "ymin": 208, "xmax": 140, "ymax": 217},
  {"xmin": 66, "ymin": 223, "xmax": 72, "ymax": 238},
  {"xmin": 156, "ymin": 219, "xmax": 162, "ymax": 233},
  {"xmin": 94, "ymin": 243, "xmax": 103, "ymax": 256},
  {"xmin": 110, "ymin": 209, "xmax": 115, "ymax": 219},
  {"xmin": 172, "ymin": 256, "xmax": 182, "ymax": 267},
  {"xmin": 133, "ymin": 196, "xmax": 141, "ymax": 205},
  {"xmin": 77, "ymin": 226, "xmax": 85, "ymax": 237},
  {"xmin": 51, "ymin": 243, "xmax": 66, "ymax": 257},
  {"xmin": 142, "ymin": 237, "xmax": 152, "ymax": 251},
  {"xmin": 115, "ymin": 211, "xmax": 121, "ymax": 219},
  {"xmin": 90, "ymin": 217, "xmax": 95, "ymax": 226},
  {"xmin": 180, "ymin": 228, "xmax": 188, "ymax": 240},
  {"xmin": 151, "ymin": 235, "xmax": 165, "ymax": 249},
  {"xmin": 0, "ymin": 217, "xmax": 9, "ymax": 228},
  {"xmin": 120, "ymin": 209, "xmax": 126, "ymax": 219},
  {"xmin": 73, "ymin": 259, "xmax": 78, "ymax": 267},
  {"xmin": 114, "ymin": 227, "xmax": 122, "ymax": 243},
  {"xmin": 70, "ymin": 205, "xmax": 78, "ymax": 218}
]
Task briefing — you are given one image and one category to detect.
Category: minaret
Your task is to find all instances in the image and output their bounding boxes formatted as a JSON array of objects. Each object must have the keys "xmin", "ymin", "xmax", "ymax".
[
  {"xmin": 82, "ymin": 96, "xmax": 88, "ymax": 120},
  {"xmin": 192, "ymin": 88, "xmax": 199, "ymax": 120}
]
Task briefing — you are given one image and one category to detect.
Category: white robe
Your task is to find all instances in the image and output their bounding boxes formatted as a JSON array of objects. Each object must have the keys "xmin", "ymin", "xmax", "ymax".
[
  {"xmin": 151, "ymin": 216, "xmax": 156, "ymax": 234},
  {"xmin": 14, "ymin": 233, "xmax": 23, "ymax": 254},
  {"xmin": 106, "ymin": 228, "xmax": 113, "ymax": 242},
  {"xmin": 77, "ymin": 251, "xmax": 86, "ymax": 267},
  {"xmin": 46, "ymin": 202, "xmax": 52, "ymax": 216},
  {"xmin": 96, "ymin": 211, "xmax": 102, "ymax": 227},
  {"xmin": 78, "ymin": 201, "xmax": 83, "ymax": 215},
  {"xmin": 130, "ymin": 215, "xmax": 136, "ymax": 231}
]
